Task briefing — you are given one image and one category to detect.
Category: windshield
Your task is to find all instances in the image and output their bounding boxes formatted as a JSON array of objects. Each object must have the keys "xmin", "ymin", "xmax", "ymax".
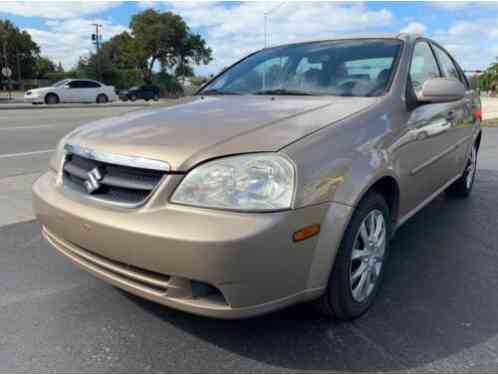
[
  {"xmin": 53, "ymin": 79, "xmax": 70, "ymax": 87},
  {"xmin": 201, "ymin": 39, "xmax": 402, "ymax": 97}
]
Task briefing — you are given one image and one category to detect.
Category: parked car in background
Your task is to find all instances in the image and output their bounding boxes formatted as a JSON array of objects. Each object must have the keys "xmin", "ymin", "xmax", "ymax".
[
  {"xmin": 24, "ymin": 79, "xmax": 117, "ymax": 104},
  {"xmin": 33, "ymin": 34, "xmax": 481, "ymax": 320},
  {"xmin": 119, "ymin": 84, "xmax": 160, "ymax": 102}
]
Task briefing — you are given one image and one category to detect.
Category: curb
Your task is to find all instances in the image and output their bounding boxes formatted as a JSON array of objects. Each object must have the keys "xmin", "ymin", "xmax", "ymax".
[{"xmin": 0, "ymin": 102, "xmax": 160, "ymax": 111}]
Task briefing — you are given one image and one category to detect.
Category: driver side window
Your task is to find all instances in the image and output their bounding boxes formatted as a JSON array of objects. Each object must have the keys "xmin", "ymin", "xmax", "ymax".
[
  {"xmin": 67, "ymin": 81, "xmax": 81, "ymax": 89},
  {"xmin": 410, "ymin": 42, "xmax": 440, "ymax": 93}
]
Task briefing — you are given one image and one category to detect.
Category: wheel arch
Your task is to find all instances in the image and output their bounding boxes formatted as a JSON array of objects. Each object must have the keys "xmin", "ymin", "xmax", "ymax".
[
  {"xmin": 475, "ymin": 130, "xmax": 482, "ymax": 151},
  {"xmin": 97, "ymin": 93, "xmax": 109, "ymax": 102},
  {"xmin": 305, "ymin": 173, "xmax": 401, "ymax": 292},
  {"xmin": 44, "ymin": 92, "xmax": 60, "ymax": 103}
]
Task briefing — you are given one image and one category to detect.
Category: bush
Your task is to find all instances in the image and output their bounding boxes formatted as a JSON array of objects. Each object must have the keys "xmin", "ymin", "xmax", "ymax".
[{"xmin": 153, "ymin": 71, "xmax": 184, "ymax": 98}]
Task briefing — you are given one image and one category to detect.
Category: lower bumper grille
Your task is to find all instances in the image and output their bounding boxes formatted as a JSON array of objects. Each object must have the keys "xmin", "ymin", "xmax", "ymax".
[{"xmin": 42, "ymin": 227, "xmax": 227, "ymax": 305}]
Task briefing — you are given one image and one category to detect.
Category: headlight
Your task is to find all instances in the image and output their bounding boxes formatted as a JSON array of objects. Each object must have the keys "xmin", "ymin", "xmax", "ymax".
[{"xmin": 171, "ymin": 154, "xmax": 295, "ymax": 211}]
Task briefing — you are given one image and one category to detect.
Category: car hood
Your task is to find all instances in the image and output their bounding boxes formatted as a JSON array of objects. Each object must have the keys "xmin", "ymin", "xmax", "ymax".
[
  {"xmin": 67, "ymin": 95, "xmax": 378, "ymax": 171},
  {"xmin": 27, "ymin": 87, "xmax": 54, "ymax": 94}
]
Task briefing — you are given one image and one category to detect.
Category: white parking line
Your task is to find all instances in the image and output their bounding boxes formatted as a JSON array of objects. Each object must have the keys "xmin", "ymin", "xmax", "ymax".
[
  {"xmin": 0, "ymin": 149, "xmax": 54, "ymax": 159},
  {"xmin": 0, "ymin": 125, "xmax": 54, "ymax": 131}
]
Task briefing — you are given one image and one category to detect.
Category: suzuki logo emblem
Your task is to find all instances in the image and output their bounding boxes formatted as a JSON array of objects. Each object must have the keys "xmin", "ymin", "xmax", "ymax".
[{"xmin": 84, "ymin": 167, "xmax": 103, "ymax": 194}]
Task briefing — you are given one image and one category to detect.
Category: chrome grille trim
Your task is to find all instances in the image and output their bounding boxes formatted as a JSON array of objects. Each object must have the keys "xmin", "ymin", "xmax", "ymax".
[{"xmin": 64, "ymin": 144, "xmax": 170, "ymax": 172}]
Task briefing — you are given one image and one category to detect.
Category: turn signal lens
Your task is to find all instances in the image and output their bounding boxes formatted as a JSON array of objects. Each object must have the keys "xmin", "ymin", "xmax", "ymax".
[{"xmin": 293, "ymin": 224, "xmax": 321, "ymax": 242}]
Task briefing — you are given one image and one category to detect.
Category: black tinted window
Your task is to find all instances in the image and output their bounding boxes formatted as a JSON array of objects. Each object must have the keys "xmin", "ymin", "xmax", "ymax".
[
  {"xmin": 81, "ymin": 81, "xmax": 101, "ymax": 88},
  {"xmin": 67, "ymin": 81, "xmax": 81, "ymax": 88}
]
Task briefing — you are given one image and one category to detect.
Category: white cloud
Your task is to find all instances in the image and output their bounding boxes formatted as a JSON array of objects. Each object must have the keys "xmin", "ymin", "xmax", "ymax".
[
  {"xmin": 400, "ymin": 22, "xmax": 427, "ymax": 35},
  {"xmin": 165, "ymin": 1, "xmax": 393, "ymax": 75},
  {"xmin": 25, "ymin": 19, "xmax": 128, "ymax": 69},
  {"xmin": 0, "ymin": 1, "xmax": 120, "ymax": 19},
  {"xmin": 431, "ymin": 1, "xmax": 471, "ymax": 10},
  {"xmin": 431, "ymin": 18, "xmax": 498, "ymax": 71}
]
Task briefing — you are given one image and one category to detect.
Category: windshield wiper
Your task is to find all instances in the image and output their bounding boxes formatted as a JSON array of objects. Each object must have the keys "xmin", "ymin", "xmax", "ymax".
[
  {"xmin": 253, "ymin": 89, "xmax": 317, "ymax": 96},
  {"xmin": 200, "ymin": 89, "xmax": 242, "ymax": 96}
]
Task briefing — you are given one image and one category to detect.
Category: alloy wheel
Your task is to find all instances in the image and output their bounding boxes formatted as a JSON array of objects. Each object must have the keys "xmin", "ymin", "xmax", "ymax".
[{"xmin": 350, "ymin": 209, "xmax": 387, "ymax": 303}]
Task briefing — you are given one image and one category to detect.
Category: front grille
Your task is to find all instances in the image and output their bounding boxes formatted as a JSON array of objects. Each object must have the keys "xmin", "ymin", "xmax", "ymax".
[{"xmin": 63, "ymin": 154, "xmax": 167, "ymax": 206}]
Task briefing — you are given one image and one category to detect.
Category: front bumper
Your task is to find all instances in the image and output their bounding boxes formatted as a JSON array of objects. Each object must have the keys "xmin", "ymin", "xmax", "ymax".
[
  {"xmin": 24, "ymin": 93, "xmax": 43, "ymax": 103},
  {"xmin": 32, "ymin": 171, "xmax": 340, "ymax": 318}
]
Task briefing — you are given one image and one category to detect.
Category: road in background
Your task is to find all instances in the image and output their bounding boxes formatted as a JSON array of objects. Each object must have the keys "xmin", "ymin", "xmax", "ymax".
[
  {"xmin": 0, "ymin": 107, "xmax": 137, "ymax": 226},
  {"xmin": 1, "ymin": 106, "xmax": 498, "ymax": 371}
]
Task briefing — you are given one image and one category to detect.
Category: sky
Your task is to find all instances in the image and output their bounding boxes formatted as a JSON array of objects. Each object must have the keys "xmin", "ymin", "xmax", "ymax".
[{"xmin": 1, "ymin": 1, "xmax": 497, "ymax": 76}]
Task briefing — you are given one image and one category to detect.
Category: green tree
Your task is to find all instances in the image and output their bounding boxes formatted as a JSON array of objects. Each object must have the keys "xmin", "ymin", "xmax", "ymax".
[
  {"xmin": 130, "ymin": 9, "xmax": 212, "ymax": 80},
  {"xmin": 0, "ymin": 20, "xmax": 42, "ymax": 84},
  {"xmin": 74, "ymin": 9, "xmax": 212, "ymax": 93},
  {"xmin": 33, "ymin": 56, "xmax": 56, "ymax": 78}
]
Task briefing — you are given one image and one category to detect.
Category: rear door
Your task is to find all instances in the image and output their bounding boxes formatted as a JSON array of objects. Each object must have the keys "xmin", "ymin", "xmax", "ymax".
[
  {"xmin": 140, "ymin": 85, "xmax": 150, "ymax": 100},
  {"xmin": 79, "ymin": 80, "xmax": 101, "ymax": 102},
  {"xmin": 431, "ymin": 43, "xmax": 475, "ymax": 174}
]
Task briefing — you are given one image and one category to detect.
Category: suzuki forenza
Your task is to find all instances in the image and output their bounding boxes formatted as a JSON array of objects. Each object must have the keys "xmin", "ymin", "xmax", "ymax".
[{"xmin": 33, "ymin": 34, "xmax": 482, "ymax": 319}]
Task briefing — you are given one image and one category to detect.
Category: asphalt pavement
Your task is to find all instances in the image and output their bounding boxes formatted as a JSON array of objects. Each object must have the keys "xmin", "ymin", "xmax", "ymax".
[{"xmin": 1, "ymin": 106, "xmax": 498, "ymax": 372}]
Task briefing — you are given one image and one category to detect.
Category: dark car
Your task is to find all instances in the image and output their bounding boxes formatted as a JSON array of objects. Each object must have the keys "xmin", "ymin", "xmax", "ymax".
[{"xmin": 120, "ymin": 84, "xmax": 160, "ymax": 102}]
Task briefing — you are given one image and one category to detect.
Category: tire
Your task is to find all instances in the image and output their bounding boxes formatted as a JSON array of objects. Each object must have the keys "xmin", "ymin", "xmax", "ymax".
[
  {"xmin": 96, "ymin": 94, "xmax": 108, "ymax": 104},
  {"xmin": 446, "ymin": 144, "xmax": 478, "ymax": 198},
  {"xmin": 153, "ymin": 94, "xmax": 160, "ymax": 101},
  {"xmin": 130, "ymin": 95, "xmax": 137, "ymax": 102},
  {"xmin": 315, "ymin": 192, "xmax": 391, "ymax": 320},
  {"xmin": 44, "ymin": 93, "xmax": 59, "ymax": 105}
]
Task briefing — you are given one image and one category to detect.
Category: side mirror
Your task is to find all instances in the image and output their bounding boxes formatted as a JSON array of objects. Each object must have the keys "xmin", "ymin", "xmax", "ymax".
[{"xmin": 417, "ymin": 78, "xmax": 465, "ymax": 103}]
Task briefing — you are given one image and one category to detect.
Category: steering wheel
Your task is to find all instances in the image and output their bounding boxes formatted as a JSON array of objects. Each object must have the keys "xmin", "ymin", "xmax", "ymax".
[{"xmin": 338, "ymin": 79, "xmax": 361, "ymax": 96}]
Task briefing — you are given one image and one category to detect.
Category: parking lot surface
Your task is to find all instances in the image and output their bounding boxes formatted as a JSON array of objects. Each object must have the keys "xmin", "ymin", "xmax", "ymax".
[{"xmin": 1, "ymin": 106, "xmax": 498, "ymax": 372}]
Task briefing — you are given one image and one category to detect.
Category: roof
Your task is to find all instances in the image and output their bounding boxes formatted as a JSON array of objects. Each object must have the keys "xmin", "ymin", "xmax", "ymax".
[{"xmin": 268, "ymin": 32, "xmax": 421, "ymax": 50}]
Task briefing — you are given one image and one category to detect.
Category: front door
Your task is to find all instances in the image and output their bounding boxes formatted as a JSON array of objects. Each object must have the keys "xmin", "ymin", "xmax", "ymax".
[{"xmin": 63, "ymin": 80, "xmax": 84, "ymax": 102}]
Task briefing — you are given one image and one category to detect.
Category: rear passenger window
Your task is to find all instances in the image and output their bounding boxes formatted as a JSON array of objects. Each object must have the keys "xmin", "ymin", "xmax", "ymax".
[
  {"xmin": 410, "ymin": 42, "xmax": 440, "ymax": 92},
  {"xmin": 81, "ymin": 81, "xmax": 101, "ymax": 88},
  {"xmin": 432, "ymin": 46, "xmax": 461, "ymax": 82}
]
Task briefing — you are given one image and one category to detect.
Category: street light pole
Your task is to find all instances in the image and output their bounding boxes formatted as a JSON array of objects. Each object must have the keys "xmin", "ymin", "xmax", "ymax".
[{"xmin": 263, "ymin": 1, "xmax": 287, "ymax": 48}]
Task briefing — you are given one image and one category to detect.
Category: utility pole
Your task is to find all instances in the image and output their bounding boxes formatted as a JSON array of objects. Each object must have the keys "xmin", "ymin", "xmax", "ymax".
[
  {"xmin": 16, "ymin": 47, "xmax": 22, "ymax": 91},
  {"xmin": 92, "ymin": 23, "xmax": 102, "ymax": 81}
]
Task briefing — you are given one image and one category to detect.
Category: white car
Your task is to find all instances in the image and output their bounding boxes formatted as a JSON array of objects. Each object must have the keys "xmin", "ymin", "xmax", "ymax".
[{"xmin": 24, "ymin": 79, "xmax": 118, "ymax": 105}]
